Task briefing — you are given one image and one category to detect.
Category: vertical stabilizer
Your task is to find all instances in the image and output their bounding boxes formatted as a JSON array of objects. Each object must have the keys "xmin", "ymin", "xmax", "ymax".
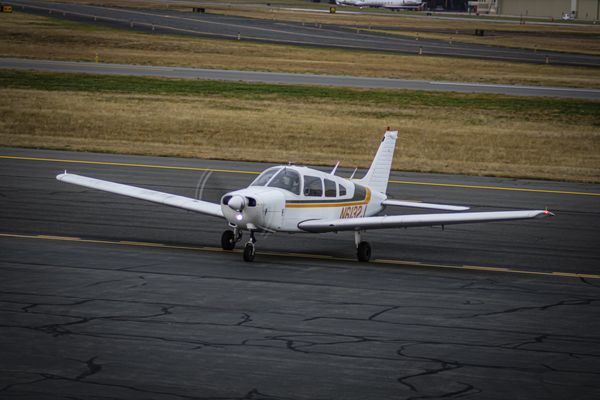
[{"xmin": 358, "ymin": 130, "xmax": 398, "ymax": 194}]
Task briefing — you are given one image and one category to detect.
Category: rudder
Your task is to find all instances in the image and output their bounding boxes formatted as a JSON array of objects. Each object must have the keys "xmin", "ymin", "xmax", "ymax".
[{"xmin": 358, "ymin": 130, "xmax": 398, "ymax": 194}]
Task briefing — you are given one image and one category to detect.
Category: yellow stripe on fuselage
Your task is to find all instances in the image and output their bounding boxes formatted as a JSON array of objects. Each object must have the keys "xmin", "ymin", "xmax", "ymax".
[{"xmin": 286, "ymin": 188, "xmax": 371, "ymax": 208}]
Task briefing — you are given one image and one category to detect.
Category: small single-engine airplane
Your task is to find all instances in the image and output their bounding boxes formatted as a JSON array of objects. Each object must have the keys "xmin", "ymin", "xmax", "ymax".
[{"xmin": 56, "ymin": 130, "xmax": 553, "ymax": 262}]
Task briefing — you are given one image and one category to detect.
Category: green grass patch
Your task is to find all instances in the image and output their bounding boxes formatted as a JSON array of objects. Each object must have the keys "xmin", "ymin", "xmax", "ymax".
[{"xmin": 2, "ymin": 69, "xmax": 599, "ymax": 118}]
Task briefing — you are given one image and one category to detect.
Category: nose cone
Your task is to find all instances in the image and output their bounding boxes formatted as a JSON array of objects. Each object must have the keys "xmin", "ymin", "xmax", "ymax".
[{"xmin": 227, "ymin": 195, "xmax": 245, "ymax": 212}]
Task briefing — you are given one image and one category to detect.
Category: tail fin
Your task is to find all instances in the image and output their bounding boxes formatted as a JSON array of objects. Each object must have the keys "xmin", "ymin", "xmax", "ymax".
[{"xmin": 358, "ymin": 130, "xmax": 398, "ymax": 194}]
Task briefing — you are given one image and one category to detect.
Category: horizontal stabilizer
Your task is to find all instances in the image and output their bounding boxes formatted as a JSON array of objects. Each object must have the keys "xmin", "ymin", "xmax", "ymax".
[
  {"xmin": 56, "ymin": 173, "xmax": 224, "ymax": 219},
  {"xmin": 298, "ymin": 210, "xmax": 553, "ymax": 233},
  {"xmin": 382, "ymin": 199, "xmax": 469, "ymax": 211}
]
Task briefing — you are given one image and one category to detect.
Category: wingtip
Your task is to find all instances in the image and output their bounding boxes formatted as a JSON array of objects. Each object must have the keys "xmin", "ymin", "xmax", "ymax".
[
  {"xmin": 385, "ymin": 130, "xmax": 398, "ymax": 140},
  {"xmin": 538, "ymin": 209, "xmax": 555, "ymax": 218}
]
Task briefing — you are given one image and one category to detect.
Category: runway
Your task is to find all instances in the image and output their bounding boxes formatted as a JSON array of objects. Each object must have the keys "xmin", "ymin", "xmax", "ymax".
[
  {"xmin": 4, "ymin": 57, "xmax": 600, "ymax": 100},
  {"xmin": 1, "ymin": 147, "xmax": 600, "ymax": 399},
  {"xmin": 9, "ymin": 0, "xmax": 600, "ymax": 67}
]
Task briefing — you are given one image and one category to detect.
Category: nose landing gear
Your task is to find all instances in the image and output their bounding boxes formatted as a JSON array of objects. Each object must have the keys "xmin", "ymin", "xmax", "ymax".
[
  {"xmin": 221, "ymin": 228, "xmax": 257, "ymax": 262},
  {"xmin": 243, "ymin": 231, "xmax": 256, "ymax": 262}
]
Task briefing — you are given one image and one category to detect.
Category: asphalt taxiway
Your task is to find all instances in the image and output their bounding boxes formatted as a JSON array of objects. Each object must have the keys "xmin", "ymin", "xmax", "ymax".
[
  {"xmin": 1, "ymin": 148, "xmax": 600, "ymax": 399},
  {"xmin": 9, "ymin": 0, "xmax": 600, "ymax": 67},
  {"xmin": 4, "ymin": 57, "xmax": 600, "ymax": 100}
]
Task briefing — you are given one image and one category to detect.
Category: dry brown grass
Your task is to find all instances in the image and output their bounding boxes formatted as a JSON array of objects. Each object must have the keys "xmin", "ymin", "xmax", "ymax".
[
  {"xmin": 1, "ymin": 88, "xmax": 598, "ymax": 182},
  {"xmin": 2, "ymin": 11, "xmax": 600, "ymax": 89}
]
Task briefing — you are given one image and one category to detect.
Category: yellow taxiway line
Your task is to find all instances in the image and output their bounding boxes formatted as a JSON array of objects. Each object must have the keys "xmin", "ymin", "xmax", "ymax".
[
  {"xmin": 2, "ymin": 232, "xmax": 599, "ymax": 280},
  {"xmin": 2, "ymin": 155, "xmax": 599, "ymax": 197},
  {"xmin": 0, "ymin": 155, "xmax": 258, "ymax": 175}
]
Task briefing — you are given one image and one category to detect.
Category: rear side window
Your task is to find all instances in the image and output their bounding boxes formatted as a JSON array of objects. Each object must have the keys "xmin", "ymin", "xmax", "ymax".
[
  {"xmin": 303, "ymin": 176, "xmax": 323, "ymax": 197},
  {"xmin": 339, "ymin": 184, "xmax": 347, "ymax": 196},
  {"xmin": 324, "ymin": 179, "xmax": 337, "ymax": 197}
]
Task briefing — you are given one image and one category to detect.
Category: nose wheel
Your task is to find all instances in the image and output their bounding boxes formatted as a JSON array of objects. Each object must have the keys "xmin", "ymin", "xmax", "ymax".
[
  {"xmin": 243, "ymin": 231, "xmax": 257, "ymax": 262},
  {"xmin": 243, "ymin": 242, "xmax": 255, "ymax": 262}
]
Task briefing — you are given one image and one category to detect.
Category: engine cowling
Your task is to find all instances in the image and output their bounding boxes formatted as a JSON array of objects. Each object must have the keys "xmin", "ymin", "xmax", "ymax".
[{"xmin": 221, "ymin": 188, "xmax": 286, "ymax": 231}]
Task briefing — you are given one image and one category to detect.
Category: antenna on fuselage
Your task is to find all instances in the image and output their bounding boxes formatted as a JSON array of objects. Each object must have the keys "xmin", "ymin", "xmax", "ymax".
[
  {"xmin": 349, "ymin": 167, "xmax": 358, "ymax": 179},
  {"xmin": 331, "ymin": 161, "xmax": 340, "ymax": 175}
]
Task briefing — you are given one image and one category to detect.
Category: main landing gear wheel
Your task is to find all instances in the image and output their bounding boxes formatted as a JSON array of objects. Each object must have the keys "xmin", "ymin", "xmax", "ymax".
[
  {"xmin": 221, "ymin": 230, "xmax": 236, "ymax": 250},
  {"xmin": 243, "ymin": 242, "xmax": 255, "ymax": 262},
  {"xmin": 357, "ymin": 241, "xmax": 371, "ymax": 262}
]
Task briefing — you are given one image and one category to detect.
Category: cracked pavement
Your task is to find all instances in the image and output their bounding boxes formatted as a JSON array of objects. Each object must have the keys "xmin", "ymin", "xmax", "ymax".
[{"xmin": 1, "ymin": 149, "xmax": 600, "ymax": 399}]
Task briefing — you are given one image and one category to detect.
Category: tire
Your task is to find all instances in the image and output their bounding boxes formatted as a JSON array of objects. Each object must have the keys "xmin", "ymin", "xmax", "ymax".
[
  {"xmin": 221, "ymin": 230, "xmax": 235, "ymax": 250},
  {"xmin": 357, "ymin": 241, "xmax": 371, "ymax": 262},
  {"xmin": 243, "ymin": 242, "xmax": 255, "ymax": 262}
]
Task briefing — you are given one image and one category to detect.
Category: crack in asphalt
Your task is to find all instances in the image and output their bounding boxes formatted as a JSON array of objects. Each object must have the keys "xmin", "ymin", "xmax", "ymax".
[
  {"xmin": 462, "ymin": 297, "xmax": 600, "ymax": 318},
  {"xmin": 3, "ymin": 371, "xmax": 291, "ymax": 400},
  {"xmin": 2, "ymin": 261, "xmax": 600, "ymax": 398},
  {"xmin": 75, "ymin": 356, "xmax": 102, "ymax": 380},
  {"xmin": 581, "ymin": 277, "xmax": 600, "ymax": 289},
  {"xmin": 3, "ymin": 290, "xmax": 599, "ymax": 363},
  {"xmin": 407, "ymin": 381, "xmax": 481, "ymax": 399}
]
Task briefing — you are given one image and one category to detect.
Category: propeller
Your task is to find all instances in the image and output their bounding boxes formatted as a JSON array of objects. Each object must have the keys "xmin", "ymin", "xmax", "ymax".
[
  {"xmin": 194, "ymin": 170, "xmax": 213, "ymax": 201},
  {"xmin": 194, "ymin": 169, "xmax": 232, "ymax": 204}
]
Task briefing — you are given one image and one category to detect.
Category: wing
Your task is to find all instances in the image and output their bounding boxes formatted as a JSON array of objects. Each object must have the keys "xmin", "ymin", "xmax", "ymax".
[
  {"xmin": 298, "ymin": 210, "xmax": 553, "ymax": 233},
  {"xmin": 382, "ymin": 199, "xmax": 469, "ymax": 211},
  {"xmin": 57, "ymin": 173, "xmax": 224, "ymax": 219}
]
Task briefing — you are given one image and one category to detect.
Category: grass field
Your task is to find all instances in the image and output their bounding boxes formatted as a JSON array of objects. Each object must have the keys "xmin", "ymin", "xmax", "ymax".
[
  {"xmin": 2, "ymin": 12, "xmax": 600, "ymax": 89},
  {"xmin": 1, "ymin": 71, "xmax": 599, "ymax": 183}
]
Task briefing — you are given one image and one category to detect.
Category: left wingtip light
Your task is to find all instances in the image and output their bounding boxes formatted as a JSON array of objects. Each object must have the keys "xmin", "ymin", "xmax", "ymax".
[{"xmin": 541, "ymin": 209, "xmax": 555, "ymax": 218}]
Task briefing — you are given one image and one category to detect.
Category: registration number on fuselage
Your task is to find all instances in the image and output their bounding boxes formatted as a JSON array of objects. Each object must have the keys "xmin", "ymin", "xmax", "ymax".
[{"xmin": 339, "ymin": 205, "xmax": 364, "ymax": 219}]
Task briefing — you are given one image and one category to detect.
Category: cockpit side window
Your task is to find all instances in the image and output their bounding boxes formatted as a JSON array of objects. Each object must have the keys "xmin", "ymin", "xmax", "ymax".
[
  {"xmin": 324, "ymin": 179, "xmax": 337, "ymax": 197},
  {"xmin": 339, "ymin": 184, "xmax": 347, "ymax": 196},
  {"xmin": 267, "ymin": 168, "xmax": 301, "ymax": 195},
  {"xmin": 250, "ymin": 167, "xmax": 280, "ymax": 187},
  {"xmin": 303, "ymin": 176, "xmax": 323, "ymax": 197}
]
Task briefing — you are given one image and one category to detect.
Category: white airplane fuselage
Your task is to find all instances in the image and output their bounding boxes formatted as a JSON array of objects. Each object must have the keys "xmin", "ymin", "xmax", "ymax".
[{"xmin": 220, "ymin": 165, "xmax": 386, "ymax": 233}]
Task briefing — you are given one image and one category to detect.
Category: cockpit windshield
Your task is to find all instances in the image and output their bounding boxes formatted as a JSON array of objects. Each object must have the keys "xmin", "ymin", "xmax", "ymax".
[
  {"xmin": 267, "ymin": 168, "xmax": 301, "ymax": 195},
  {"xmin": 250, "ymin": 167, "xmax": 281, "ymax": 187}
]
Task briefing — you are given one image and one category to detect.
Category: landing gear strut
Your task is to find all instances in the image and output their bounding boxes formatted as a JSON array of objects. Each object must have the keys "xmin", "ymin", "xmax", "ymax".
[
  {"xmin": 355, "ymin": 230, "xmax": 371, "ymax": 262},
  {"xmin": 243, "ymin": 231, "xmax": 256, "ymax": 262},
  {"xmin": 221, "ymin": 228, "xmax": 242, "ymax": 251}
]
